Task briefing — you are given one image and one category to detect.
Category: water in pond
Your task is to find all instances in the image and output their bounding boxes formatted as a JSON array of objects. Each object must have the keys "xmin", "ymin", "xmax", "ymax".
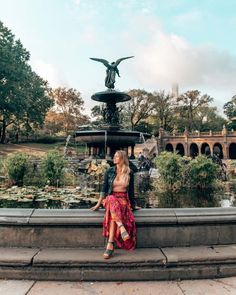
[
  {"xmin": 0, "ymin": 176, "xmax": 235, "ymax": 209},
  {"xmin": 136, "ymin": 174, "xmax": 236, "ymax": 209},
  {"xmin": 0, "ymin": 186, "xmax": 99, "ymax": 209},
  {"xmin": 219, "ymin": 179, "xmax": 236, "ymax": 207}
]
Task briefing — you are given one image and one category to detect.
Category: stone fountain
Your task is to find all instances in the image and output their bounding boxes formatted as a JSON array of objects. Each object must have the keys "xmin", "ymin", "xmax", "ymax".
[{"xmin": 75, "ymin": 56, "xmax": 150, "ymax": 159}]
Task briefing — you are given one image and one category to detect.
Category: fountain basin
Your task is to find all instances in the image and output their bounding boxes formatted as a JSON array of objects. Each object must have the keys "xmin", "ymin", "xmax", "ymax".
[
  {"xmin": 75, "ymin": 130, "xmax": 143, "ymax": 145},
  {"xmin": 92, "ymin": 90, "xmax": 131, "ymax": 103},
  {"xmin": 75, "ymin": 130, "xmax": 151, "ymax": 158}
]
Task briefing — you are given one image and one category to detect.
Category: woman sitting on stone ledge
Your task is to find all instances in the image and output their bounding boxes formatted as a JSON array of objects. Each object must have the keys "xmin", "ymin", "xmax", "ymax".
[{"xmin": 91, "ymin": 150, "xmax": 136, "ymax": 259}]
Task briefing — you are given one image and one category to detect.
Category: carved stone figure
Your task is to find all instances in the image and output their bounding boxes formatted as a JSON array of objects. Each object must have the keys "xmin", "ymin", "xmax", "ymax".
[{"xmin": 90, "ymin": 56, "xmax": 134, "ymax": 89}]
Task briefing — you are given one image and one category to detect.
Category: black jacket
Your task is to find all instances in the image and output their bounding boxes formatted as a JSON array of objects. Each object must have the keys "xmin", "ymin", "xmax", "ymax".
[{"xmin": 100, "ymin": 166, "xmax": 136, "ymax": 209}]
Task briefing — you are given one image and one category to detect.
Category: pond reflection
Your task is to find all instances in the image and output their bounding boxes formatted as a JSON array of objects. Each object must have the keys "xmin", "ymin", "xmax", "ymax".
[
  {"xmin": 218, "ymin": 179, "xmax": 236, "ymax": 207},
  {"xmin": 137, "ymin": 179, "xmax": 236, "ymax": 208}
]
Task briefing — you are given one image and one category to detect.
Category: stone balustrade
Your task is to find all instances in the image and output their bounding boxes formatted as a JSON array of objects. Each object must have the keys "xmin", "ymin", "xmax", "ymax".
[{"xmin": 159, "ymin": 126, "xmax": 236, "ymax": 158}]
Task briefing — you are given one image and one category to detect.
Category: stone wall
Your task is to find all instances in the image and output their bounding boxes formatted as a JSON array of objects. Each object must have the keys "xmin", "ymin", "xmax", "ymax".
[{"xmin": 0, "ymin": 208, "xmax": 236, "ymax": 248}]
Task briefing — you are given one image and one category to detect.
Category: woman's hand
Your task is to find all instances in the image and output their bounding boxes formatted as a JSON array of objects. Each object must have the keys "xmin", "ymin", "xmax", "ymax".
[
  {"xmin": 91, "ymin": 196, "xmax": 103, "ymax": 211},
  {"xmin": 132, "ymin": 205, "xmax": 141, "ymax": 211},
  {"xmin": 90, "ymin": 203, "xmax": 100, "ymax": 211}
]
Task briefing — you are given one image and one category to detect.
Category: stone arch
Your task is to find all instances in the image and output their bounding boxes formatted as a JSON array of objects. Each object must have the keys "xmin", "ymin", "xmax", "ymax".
[
  {"xmin": 229, "ymin": 143, "xmax": 236, "ymax": 159},
  {"xmin": 201, "ymin": 142, "xmax": 211, "ymax": 156},
  {"xmin": 176, "ymin": 143, "xmax": 185, "ymax": 156},
  {"xmin": 190, "ymin": 143, "xmax": 199, "ymax": 157},
  {"xmin": 213, "ymin": 143, "xmax": 223, "ymax": 159},
  {"xmin": 165, "ymin": 143, "xmax": 173, "ymax": 152}
]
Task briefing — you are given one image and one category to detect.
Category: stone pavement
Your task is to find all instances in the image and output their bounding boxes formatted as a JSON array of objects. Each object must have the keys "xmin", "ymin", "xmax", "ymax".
[{"xmin": 1, "ymin": 277, "xmax": 236, "ymax": 295}]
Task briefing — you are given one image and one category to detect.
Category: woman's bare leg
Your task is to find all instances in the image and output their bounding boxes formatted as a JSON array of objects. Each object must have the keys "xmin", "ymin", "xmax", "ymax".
[
  {"xmin": 116, "ymin": 221, "xmax": 130, "ymax": 239},
  {"xmin": 106, "ymin": 220, "xmax": 116, "ymax": 250},
  {"xmin": 116, "ymin": 221, "xmax": 125, "ymax": 233}
]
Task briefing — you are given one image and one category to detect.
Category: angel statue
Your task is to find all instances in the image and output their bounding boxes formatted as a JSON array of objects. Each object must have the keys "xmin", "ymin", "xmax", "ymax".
[{"xmin": 90, "ymin": 56, "xmax": 134, "ymax": 89}]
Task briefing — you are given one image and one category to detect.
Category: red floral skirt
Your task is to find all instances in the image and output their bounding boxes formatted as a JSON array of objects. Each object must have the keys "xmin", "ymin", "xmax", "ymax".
[{"xmin": 102, "ymin": 192, "xmax": 136, "ymax": 250}]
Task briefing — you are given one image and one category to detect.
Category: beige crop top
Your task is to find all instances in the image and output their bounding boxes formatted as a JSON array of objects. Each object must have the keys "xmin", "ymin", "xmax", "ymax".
[{"xmin": 112, "ymin": 176, "xmax": 128, "ymax": 192}]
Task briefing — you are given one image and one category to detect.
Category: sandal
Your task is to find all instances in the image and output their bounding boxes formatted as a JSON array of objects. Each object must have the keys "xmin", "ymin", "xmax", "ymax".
[
  {"xmin": 119, "ymin": 225, "xmax": 130, "ymax": 241},
  {"xmin": 103, "ymin": 241, "xmax": 114, "ymax": 259}
]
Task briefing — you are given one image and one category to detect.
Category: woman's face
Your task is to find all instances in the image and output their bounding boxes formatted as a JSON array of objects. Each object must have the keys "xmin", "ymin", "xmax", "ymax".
[{"xmin": 113, "ymin": 153, "xmax": 122, "ymax": 165}]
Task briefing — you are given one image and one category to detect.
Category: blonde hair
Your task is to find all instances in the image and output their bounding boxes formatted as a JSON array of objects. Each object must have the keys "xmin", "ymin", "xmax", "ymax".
[{"xmin": 114, "ymin": 150, "xmax": 130, "ymax": 184}]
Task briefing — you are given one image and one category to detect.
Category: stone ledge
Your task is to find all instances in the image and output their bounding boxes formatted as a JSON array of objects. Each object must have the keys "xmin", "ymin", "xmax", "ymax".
[
  {"xmin": 0, "ymin": 247, "xmax": 39, "ymax": 266},
  {"xmin": 0, "ymin": 246, "xmax": 236, "ymax": 280},
  {"xmin": 174, "ymin": 208, "xmax": 236, "ymax": 224},
  {"xmin": 33, "ymin": 248, "xmax": 166, "ymax": 266},
  {"xmin": 162, "ymin": 245, "xmax": 236, "ymax": 265},
  {"xmin": 0, "ymin": 209, "xmax": 34, "ymax": 224},
  {"xmin": 0, "ymin": 245, "xmax": 236, "ymax": 267},
  {"xmin": 0, "ymin": 265, "xmax": 221, "ymax": 281},
  {"xmin": 29, "ymin": 208, "xmax": 178, "ymax": 225},
  {"xmin": 0, "ymin": 208, "xmax": 235, "ymax": 226}
]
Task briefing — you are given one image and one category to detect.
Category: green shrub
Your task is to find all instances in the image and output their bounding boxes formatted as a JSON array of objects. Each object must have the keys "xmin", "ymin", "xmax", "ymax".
[
  {"xmin": 155, "ymin": 151, "xmax": 183, "ymax": 191},
  {"xmin": 5, "ymin": 153, "xmax": 28, "ymax": 186},
  {"xmin": 41, "ymin": 151, "xmax": 65, "ymax": 186},
  {"xmin": 23, "ymin": 161, "xmax": 47, "ymax": 187},
  {"xmin": 185, "ymin": 155, "xmax": 219, "ymax": 189},
  {"xmin": 153, "ymin": 152, "xmax": 223, "ymax": 208}
]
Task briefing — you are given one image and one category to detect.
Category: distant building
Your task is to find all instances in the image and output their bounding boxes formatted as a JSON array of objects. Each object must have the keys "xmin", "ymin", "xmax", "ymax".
[
  {"xmin": 171, "ymin": 83, "xmax": 179, "ymax": 98},
  {"xmin": 158, "ymin": 125, "xmax": 236, "ymax": 159}
]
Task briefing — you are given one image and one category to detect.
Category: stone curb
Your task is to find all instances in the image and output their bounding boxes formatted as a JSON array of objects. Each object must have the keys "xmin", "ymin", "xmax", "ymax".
[{"xmin": 0, "ymin": 245, "xmax": 236, "ymax": 280}]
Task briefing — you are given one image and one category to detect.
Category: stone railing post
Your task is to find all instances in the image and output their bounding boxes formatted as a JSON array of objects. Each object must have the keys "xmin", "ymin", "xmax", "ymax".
[
  {"xmin": 158, "ymin": 127, "xmax": 165, "ymax": 152},
  {"xmin": 222, "ymin": 125, "xmax": 228, "ymax": 159},
  {"xmin": 184, "ymin": 127, "xmax": 189, "ymax": 156}
]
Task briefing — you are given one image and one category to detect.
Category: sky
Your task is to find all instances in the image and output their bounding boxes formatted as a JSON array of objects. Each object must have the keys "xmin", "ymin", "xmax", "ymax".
[{"xmin": 0, "ymin": 0, "xmax": 236, "ymax": 116}]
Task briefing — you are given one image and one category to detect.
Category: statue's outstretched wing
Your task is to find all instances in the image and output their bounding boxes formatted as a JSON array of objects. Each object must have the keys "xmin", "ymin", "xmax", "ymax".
[
  {"xmin": 90, "ymin": 58, "xmax": 110, "ymax": 67},
  {"xmin": 115, "ymin": 56, "xmax": 134, "ymax": 66}
]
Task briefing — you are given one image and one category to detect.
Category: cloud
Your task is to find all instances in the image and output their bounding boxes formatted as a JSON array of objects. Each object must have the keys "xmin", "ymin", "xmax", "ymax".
[
  {"xmin": 31, "ymin": 60, "xmax": 68, "ymax": 88},
  {"xmin": 173, "ymin": 10, "xmax": 204, "ymax": 26},
  {"xmin": 70, "ymin": 0, "xmax": 98, "ymax": 22},
  {"xmin": 125, "ymin": 15, "xmax": 236, "ymax": 92},
  {"xmin": 82, "ymin": 25, "xmax": 98, "ymax": 44},
  {"xmin": 73, "ymin": 0, "xmax": 81, "ymax": 6}
]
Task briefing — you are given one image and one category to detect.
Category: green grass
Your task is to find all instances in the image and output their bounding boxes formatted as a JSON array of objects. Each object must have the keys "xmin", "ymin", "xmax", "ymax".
[{"xmin": 0, "ymin": 142, "xmax": 85, "ymax": 158}]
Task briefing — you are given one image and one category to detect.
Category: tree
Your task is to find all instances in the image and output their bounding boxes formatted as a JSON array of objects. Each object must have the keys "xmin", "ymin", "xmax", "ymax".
[
  {"xmin": 0, "ymin": 21, "xmax": 29, "ymax": 142},
  {"xmin": 176, "ymin": 90, "xmax": 213, "ymax": 131},
  {"xmin": 133, "ymin": 121, "xmax": 154, "ymax": 134},
  {"xmin": 0, "ymin": 21, "xmax": 53, "ymax": 143},
  {"xmin": 223, "ymin": 95, "xmax": 236, "ymax": 130},
  {"xmin": 21, "ymin": 70, "xmax": 53, "ymax": 137},
  {"xmin": 193, "ymin": 106, "xmax": 226, "ymax": 131},
  {"xmin": 44, "ymin": 111, "xmax": 64, "ymax": 135},
  {"xmin": 90, "ymin": 105, "xmax": 105, "ymax": 126},
  {"xmin": 125, "ymin": 89, "xmax": 156, "ymax": 130},
  {"xmin": 151, "ymin": 91, "xmax": 175, "ymax": 131},
  {"xmin": 50, "ymin": 87, "xmax": 89, "ymax": 134},
  {"xmin": 223, "ymin": 95, "xmax": 236, "ymax": 119}
]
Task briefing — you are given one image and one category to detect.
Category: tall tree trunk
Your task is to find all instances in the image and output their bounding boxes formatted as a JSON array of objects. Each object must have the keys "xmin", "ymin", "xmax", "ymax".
[{"xmin": 0, "ymin": 119, "xmax": 6, "ymax": 143}]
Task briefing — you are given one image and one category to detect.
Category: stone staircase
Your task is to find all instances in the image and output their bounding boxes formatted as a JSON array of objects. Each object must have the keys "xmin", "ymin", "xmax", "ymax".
[
  {"xmin": 0, "ymin": 208, "xmax": 236, "ymax": 281},
  {"xmin": 1, "ymin": 245, "xmax": 236, "ymax": 281},
  {"xmin": 134, "ymin": 137, "xmax": 158, "ymax": 157}
]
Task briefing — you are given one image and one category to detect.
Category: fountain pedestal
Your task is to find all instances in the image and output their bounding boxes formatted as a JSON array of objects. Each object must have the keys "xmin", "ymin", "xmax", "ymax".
[{"xmin": 76, "ymin": 89, "xmax": 150, "ymax": 158}]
